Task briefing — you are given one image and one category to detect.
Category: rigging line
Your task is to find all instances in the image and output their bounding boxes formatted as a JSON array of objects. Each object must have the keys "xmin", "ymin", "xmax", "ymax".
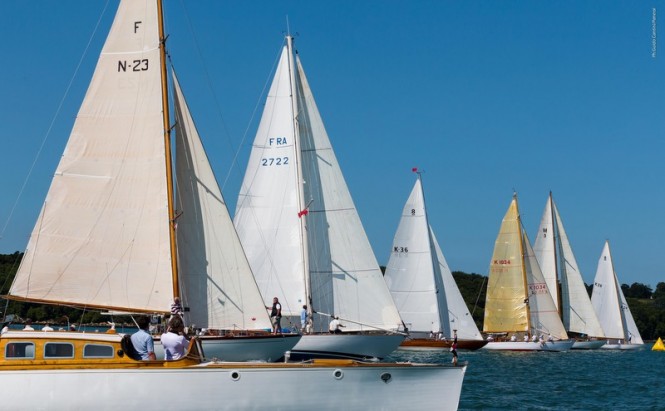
[
  {"xmin": 314, "ymin": 311, "xmax": 407, "ymax": 335},
  {"xmin": 470, "ymin": 275, "xmax": 486, "ymax": 318},
  {"xmin": 0, "ymin": 0, "xmax": 112, "ymax": 243},
  {"xmin": 176, "ymin": 0, "xmax": 239, "ymax": 188},
  {"xmin": 222, "ymin": 39, "xmax": 286, "ymax": 192}
]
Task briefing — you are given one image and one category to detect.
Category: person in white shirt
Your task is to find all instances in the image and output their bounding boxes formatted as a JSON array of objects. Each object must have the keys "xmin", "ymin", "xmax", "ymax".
[
  {"xmin": 23, "ymin": 319, "xmax": 34, "ymax": 331},
  {"xmin": 161, "ymin": 315, "xmax": 189, "ymax": 360},
  {"xmin": 328, "ymin": 316, "xmax": 345, "ymax": 334},
  {"xmin": 42, "ymin": 323, "xmax": 54, "ymax": 332}
]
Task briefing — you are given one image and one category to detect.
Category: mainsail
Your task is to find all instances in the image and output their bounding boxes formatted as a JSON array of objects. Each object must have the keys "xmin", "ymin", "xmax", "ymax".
[
  {"xmin": 9, "ymin": 0, "xmax": 172, "ymax": 313},
  {"xmin": 384, "ymin": 175, "xmax": 482, "ymax": 340},
  {"xmin": 484, "ymin": 195, "xmax": 568, "ymax": 340},
  {"xmin": 533, "ymin": 193, "xmax": 604, "ymax": 337},
  {"xmin": 172, "ymin": 73, "xmax": 271, "ymax": 330},
  {"xmin": 235, "ymin": 37, "xmax": 402, "ymax": 332},
  {"xmin": 591, "ymin": 241, "xmax": 643, "ymax": 344}
]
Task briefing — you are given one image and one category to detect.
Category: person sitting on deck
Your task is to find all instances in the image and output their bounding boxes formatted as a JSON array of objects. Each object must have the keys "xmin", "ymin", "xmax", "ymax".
[
  {"xmin": 329, "ymin": 316, "xmax": 345, "ymax": 334},
  {"xmin": 131, "ymin": 316, "xmax": 156, "ymax": 360},
  {"xmin": 510, "ymin": 334, "xmax": 517, "ymax": 342},
  {"xmin": 523, "ymin": 334, "xmax": 529, "ymax": 342}
]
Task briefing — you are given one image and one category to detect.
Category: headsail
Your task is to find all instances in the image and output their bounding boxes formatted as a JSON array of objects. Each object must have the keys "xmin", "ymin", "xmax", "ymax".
[
  {"xmin": 235, "ymin": 38, "xmax": 402, "ymax": 332},
  {"xmin": 172, "ymin": 73, "xmax": 271, "ymax": 330},
  {"xmin": 533, "ymin": 193, "xmax": 605, "ymax": 337},
  {"xmin": 9, "ymin": 0, "xmax": 172, "ymax": 313},
  {"xmin": 385, "ymin": 177, "xmax": 481, "ymax": 340}
]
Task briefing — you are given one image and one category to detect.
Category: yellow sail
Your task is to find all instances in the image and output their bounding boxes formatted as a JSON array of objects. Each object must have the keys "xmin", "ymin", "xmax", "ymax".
[
  {"xmin": 653, "ymin": 337, "xmax": 665, "ymax": 351},
  {"xmin": 483, "ymin": 196, "xmax": 529, "ymax": 333}
]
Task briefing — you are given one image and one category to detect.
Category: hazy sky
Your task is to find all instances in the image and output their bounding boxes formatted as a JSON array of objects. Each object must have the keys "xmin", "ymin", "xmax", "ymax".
[{"xmin": 1, "ymin": 1, "xmax": 663, "ymax": 288}]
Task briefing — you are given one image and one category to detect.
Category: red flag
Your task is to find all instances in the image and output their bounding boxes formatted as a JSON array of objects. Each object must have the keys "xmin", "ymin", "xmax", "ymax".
[
  {"xmin": 298, "ymin": 209, "xmax": 309, "ymax": 218},
  {"xmin": 412, "ymin": 167, "xmax": 418, "ymax": 173}
]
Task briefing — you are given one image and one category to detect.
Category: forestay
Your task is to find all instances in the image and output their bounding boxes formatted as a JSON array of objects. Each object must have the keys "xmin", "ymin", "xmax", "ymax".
[{"xmin": 172, "ymin": 73, "xmax": 271, "ymax": 331}]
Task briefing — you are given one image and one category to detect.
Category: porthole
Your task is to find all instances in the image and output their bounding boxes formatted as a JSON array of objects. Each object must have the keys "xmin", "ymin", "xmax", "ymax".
[
  {"xmin": 230, "ymin": 371, "xmax": 240, "ymax": 381},
  {"xmin": 380, "ymin": 372, "xmax": 392, "ymax": 383},
  {"xmin": 333, "ymin": 369, "xmax": 343, "ymax": 380}
]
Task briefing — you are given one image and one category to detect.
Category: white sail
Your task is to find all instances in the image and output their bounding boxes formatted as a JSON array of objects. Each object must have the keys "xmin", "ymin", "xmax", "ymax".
[
  {"xmin": 533, "ymin": 194, "xmax": 605, "ymax": 337},
  {"xmin": 385, "ymin": 177, "xmax": 481, "ymax": 340},
  {"xmin": 235, "ymin": 39, "xmax": 402, "ymax": 332},
  {"xmin": 234, "ymin": 46, "xmax": 304, "ymax": 317},
  {"xmin": 523, "ymin": 230, "xmax": 568, "ymax": 340},
  {"xmin": 591, "ymin": 241, "xmax": 643, "ymax": 343},
  {"xmin": 172, "ymin": 73, "xmax": 272, "ymax": 331},
  {"xmin": 9, "ymin": 0, "xmax": 172, "ymax": 313}
]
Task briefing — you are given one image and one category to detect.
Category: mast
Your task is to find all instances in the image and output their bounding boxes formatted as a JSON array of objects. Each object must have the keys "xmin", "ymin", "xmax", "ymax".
[
  {"xmin": 417, "ymin": 171, "xmax": 446, "ymax": 333},
  {"xmin": 515, "ymin": 194, "xmax": 531, "ymax": 333},
  {"xmin": 287, "ymin": 35, "xmax": 313, "ymax": 321},
  {"xmin": 157, "ymin": 0, "xmax": 179, "ymax": 299},
  {"xmin": 549, "ymin": 192, "xmax": 563, "ymax": 317}
]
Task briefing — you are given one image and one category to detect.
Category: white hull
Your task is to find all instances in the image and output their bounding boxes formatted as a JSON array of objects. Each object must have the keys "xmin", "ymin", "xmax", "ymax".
[
  {"xmin": 154, "ymin": 334, "xmax": 301, "ymax": 362},
  {"xmin": 481, "ymin": 340, "xmax": 574, "ymax": 352},
  {"xmin": 600, "ymin": 342, "xmax": 645, "ymax": 350},
  {"xmin": 571, "ymin": 340, "xmax": 606, "ymax": 350},
  {"xmin": 289, "ymin": 333, "xmax": 405, "ymax": 361},
  {"xmin": 0, "ymin": 361, "xmax": 466, "ymax": 411}
]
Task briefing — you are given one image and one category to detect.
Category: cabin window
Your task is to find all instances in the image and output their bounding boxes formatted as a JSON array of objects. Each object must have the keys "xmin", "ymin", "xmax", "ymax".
[
  {"xmin": 44, "ymin": 342, "xmax": 74, "ymax": 359},
  {"xmin": 5, "ymin": 342, "xmax": 35, "ymax": 359},
  {"xmin": 83, "ymin": 344, "xmax": 114, "ymax": 358}
]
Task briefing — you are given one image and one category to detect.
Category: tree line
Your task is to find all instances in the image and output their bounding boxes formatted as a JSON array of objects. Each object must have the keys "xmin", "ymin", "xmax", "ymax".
[{"xmin": 2, "ymin": 253, "xmax": 664, "ymax": 339}]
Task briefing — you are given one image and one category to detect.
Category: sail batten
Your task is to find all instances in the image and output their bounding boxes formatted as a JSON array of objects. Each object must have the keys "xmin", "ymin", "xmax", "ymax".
[{"xmin": 9, "ymin": 0, "xmax": 172, "ymax": 313}]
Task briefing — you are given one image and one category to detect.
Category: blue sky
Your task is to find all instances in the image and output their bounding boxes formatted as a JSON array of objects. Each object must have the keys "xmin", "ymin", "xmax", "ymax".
[{"xmin": 1, "ymin": 1, "xmax": 663, "ymax": 288}]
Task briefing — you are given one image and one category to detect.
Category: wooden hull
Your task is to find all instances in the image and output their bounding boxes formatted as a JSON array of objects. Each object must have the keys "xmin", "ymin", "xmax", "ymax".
[
  {"xmin": 481, "ymin": 340, "xmax": 574, "ymax": 352},
  {"xmin": 398, "ymin": 338, "xmax": 488, "ymax": 351},
  {"xmin": 0, "ymin": 331, "xmax": 466, "ymax": 410},
  {"xmin": 288, "ymin": 333, "xmax": 405, "ymax": 361}
]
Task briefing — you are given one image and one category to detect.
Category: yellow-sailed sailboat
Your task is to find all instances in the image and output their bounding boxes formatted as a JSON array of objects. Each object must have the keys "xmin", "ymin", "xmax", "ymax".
[
  {"xmin": 0, "ymin": 1, "xmax": 466, "ymax": 409},
  {"xmin": 482, "ymin": 194, "xmax": 574, "ymax": 351}
]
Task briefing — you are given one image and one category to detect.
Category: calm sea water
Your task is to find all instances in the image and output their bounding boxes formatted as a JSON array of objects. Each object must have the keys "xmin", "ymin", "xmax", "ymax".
[{"xmin": 386, "ymin": 345, "xmax": 665, "ymax": 410}]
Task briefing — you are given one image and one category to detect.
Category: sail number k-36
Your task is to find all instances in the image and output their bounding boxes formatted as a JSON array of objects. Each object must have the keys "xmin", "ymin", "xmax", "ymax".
[{"xmin": 118, "ymin": 59, "xmax": 149, "ymax": 72}]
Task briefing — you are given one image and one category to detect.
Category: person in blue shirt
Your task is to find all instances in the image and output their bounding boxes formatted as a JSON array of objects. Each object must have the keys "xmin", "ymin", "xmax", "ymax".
[
  {"xmin": 131, "ymin": 316, "xmax": 156, "ymax": 360},
  {"xmin": 300, "ymin": 305, "xmax": 309, "ymax": 334}
]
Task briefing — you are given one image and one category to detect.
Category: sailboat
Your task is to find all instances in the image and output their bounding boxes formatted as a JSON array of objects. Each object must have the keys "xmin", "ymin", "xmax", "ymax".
[
  {"xmin": 591, "ymin": 241, "xmax": 644, "ymax": 350},
  {"xmin": 384, "ymin": 171, "xmax": 486, "ymax": 350},
  {"xmin": 533, "ymin": 192, "xmax": 605, "ymax": 349},
  {"xmin": 482, "ymin": 194, "xmax": 574, "ymax": 351},
  {"xmin": 234, "ymin": 36, "xmax": 405, "ymax": 361},
  {"xmin": 0, "ymin": 1, "xmax": 467, "ymax": 409}
]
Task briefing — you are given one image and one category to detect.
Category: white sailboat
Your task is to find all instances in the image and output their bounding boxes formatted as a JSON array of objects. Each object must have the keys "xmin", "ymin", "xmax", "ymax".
[
  {"xmin": 482, "ymin": 194, "xmax": 573, "ymax": 351},
  {"xmin": 533, "ymin": 193, "xmax": 605, "ymax": 349},
  {"xmin": 591, "ymin": 241, "xmax": 644, "ymax": 350},
  {"xmin": 234, "ymin": 36, "xmax": 405, "ymax": 361},
  {"xmin": 0, "ymin": 1, "xmax": 466, "ymax": 409},
  {"xmin": 384, "ymin": 172, "xmax": 486, "ymax": 351},
  {"xmin": 168, "ymin": 73, "xmax": 300, "ymax": 361}
]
